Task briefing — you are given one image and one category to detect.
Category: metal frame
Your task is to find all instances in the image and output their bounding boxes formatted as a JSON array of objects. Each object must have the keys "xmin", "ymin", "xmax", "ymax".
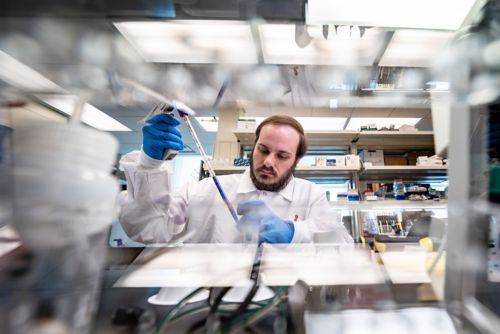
[{"xmin": 444, "ymin": 1, "xmax": 500, "ymax": 332}]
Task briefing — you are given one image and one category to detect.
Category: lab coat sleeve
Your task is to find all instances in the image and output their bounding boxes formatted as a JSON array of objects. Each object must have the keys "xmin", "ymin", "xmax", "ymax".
[
  {"xmin": 292, "ymin": 188, "xmax": 354, "ymax": 244},
  {"xmin": 118, "ymin": 150, "xmax": 188, "ymax": 243}
]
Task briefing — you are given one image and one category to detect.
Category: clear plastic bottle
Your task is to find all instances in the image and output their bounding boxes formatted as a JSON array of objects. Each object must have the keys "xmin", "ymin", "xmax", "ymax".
[
  {"xmin": 365, "ymin": 212, "xmax": 379, "ymax": 235},
  {"xmin": 393, "ymin": 178, "xmax": 406, "ymax": 200}
]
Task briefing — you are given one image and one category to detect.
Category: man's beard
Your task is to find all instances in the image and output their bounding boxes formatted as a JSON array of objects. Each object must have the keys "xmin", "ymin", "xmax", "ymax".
[{"xmin": 249, "ymin": 155, "xmax": 295, "ymax": 192}]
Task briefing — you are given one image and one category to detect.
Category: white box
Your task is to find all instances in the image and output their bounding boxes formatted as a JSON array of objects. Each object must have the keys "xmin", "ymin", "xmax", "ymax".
[
  {"xmin": 345, "ymin": 155, "xmax": 360, "ymax": 168},
  {"xmin": 416, "ymin": 156, "xmax": 429, "ymax": 166},
  {"xmin": 360, "ymin": 150, "xmax": 384, "ymax": 166},
  {"xmin": 333, "ymin": 155, "xmax": 346, "ymax": 167}
]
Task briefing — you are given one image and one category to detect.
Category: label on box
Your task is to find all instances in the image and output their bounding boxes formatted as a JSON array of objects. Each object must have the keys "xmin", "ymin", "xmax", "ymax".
[{"xmin": 316, "ymin": 156, "xmax": 326, "ymax": 167}]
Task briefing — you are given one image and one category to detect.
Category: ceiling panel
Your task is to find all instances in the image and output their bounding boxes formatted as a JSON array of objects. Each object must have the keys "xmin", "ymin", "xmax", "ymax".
[{"xmin": 380, "ymin": 30, "xmax": 454, "ymax": 67}]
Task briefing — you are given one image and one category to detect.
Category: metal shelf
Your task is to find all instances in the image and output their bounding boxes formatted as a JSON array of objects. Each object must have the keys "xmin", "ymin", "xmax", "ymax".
[
  {"xmin": 212, "ymin": 166, "xmax": 359, "ymax": 176},
  {"xmin": 234, "ymin": 129, "xmax": 435, "ymax": 149},
  {"xmin": 212, "ymin": 166, "xmax": 247, "ymax": 175},
  {"xmin": 223, "ymin": 130, "xmax": 445, "ymax": 182},
  {"xmin": 233, "ymin": 129, "xmax": 358, "ymax": 146},
  {"xmin": 330, "ymin": 199, "xmax": 447, "ymax": 211},
  {"xmin": 362, "ymin": 165, "xmax": 447, "ymax": 173},
  {"xmin": 356, "ymin": 131, "xmax": 435, "ymax": 149},
  {"xmin": 295, "ymin": 166, "xmax": 359, "ymax": 176},
  {"xmin": 360, "ymin": 165, "xmax": 448, "ymax": 181}
]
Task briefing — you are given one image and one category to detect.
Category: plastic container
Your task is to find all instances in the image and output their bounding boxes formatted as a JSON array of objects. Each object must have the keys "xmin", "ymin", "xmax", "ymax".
[
  {"xmin": 10, "ymin": 120, "xmax": 119, "ymax": 334},
  {"xmin": 347, "ymin": 187, "xmax": 360, "ymax": 201},
  {"xmin": 365, "ymin": 212, "xmax": 379, "ymax": 235},
  {"xmin": 12, "ymin": 120, "xmax": 119, "ymax": 249},
  {"xmin": 393, "ymin": 178, "xmax": 406, "ymax": 200}
]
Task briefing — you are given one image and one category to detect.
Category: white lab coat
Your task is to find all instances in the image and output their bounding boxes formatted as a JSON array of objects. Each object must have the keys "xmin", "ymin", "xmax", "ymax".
[{"xmin": 119, "ymin": 150, "xmax": 353, "ymax": 244}]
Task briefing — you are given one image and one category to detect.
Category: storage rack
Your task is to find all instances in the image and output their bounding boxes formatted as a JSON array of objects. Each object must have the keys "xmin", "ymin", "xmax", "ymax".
[{"xmin": 204, "ymin": 129, "xmax": 448, "ymax": 241}]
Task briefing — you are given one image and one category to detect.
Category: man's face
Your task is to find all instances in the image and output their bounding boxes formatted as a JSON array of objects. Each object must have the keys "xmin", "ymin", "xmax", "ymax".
[{"xmin": 250, "ymin": 123, "xmax": 300, "ymax": 191}]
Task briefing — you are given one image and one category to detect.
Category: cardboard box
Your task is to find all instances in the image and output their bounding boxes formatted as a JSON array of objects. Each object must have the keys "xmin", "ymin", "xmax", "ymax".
[
  {"xmin": 359, "ymin": 150, "xmax": 384, "ymax": 166},
  {"xmin": 384, "ymin": 156, "xmax": 408, "ymax": 166}
]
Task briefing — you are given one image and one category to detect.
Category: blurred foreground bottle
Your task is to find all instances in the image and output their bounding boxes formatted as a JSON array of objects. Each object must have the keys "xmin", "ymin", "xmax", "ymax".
[
  {"xmin": 4, "ymin": 119, "xmax": 119, "ymax": 334},
  {"xmin": 0, "ymin": 99, "xmax": 13, "ymax": 228}
]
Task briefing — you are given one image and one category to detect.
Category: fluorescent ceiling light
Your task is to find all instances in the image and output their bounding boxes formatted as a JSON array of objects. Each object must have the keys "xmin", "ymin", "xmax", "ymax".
[
  {"xmin": 296, "ymin": 117, "xmax": 347, "ymax": 130},
  {"xmin": 114, "ymin": 21, "xmax": 257, "ymax": 64},
  {"xmin": 0, "ymin": 50, "xmax": 65, "ymax": 93},
  {"xmin": 379, "ymin": 30, "xmax": 453, "ymax": 67},
  {"xmin": 195, "ymin": 117, "xmax": 219, "ymax": 132},
  {"xmin": 306, "ymin": 0, "xmax": 476, "ymax": 30},
  {"xmin": 258, "ymin": 24, "xmax": 383, "ymax": 66},
  {"xmin": 345, "ymin": 117, "xmax": 421, "ymax": 130},
  {"xmin": 37, "ymin": 94, "xmax": 132, "ymax": 132}
]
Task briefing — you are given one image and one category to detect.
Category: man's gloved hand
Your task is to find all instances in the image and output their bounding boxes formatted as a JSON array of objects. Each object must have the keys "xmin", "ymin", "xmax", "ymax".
[
  {"xmin": 237, "ymin": 200, "xmax": 294, "ymax": 244},
  {"xmin": 142, "ymin": 113, "xmax": 184, "ymax": 160}
]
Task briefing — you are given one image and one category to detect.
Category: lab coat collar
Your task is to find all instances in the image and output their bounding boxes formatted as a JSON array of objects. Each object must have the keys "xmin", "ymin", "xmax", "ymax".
[{"xmin": 237, "ymin": 168, "xmax": 294, "ymax": 202}]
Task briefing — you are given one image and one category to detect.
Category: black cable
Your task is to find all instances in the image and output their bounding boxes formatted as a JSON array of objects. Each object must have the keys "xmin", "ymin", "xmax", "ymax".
[
  {"xmin": 188, "ymin": 245, "xmax": 265, "ymax": 333},
  {"xmin": 187, "ymin": 318, "xmax": 206, "ymax": 334},
  {"xmin": 207, "ymin": 287, "xmax": 215, "ymax": 307},
  {"xmin": 210, "ymin": 287, "xmax": 232, "ymax": 313},
  {"xmin": 185, "ymin": 287, "xmax": 232, "ymax": 333},
  {"xmin": 155, "ymin": 287, "xmax": 207, "ymax": 333},
  {"xmin": 225, "ymin": 244, "xmax": 264, "ymax": 323},
  {"xmin": 225, "ymin": 280, "xmax": 260, "ymax": 323}
]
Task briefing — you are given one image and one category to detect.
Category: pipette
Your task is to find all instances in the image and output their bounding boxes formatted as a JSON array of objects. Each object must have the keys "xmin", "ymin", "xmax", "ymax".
[{"xmin": 171, "ymin": 100, "xmax": 239, "ymax": 224}]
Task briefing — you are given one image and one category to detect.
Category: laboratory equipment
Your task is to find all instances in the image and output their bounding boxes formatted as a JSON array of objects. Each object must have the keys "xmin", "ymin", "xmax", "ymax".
[
  {"xmin": 440, "ymin": 1, "xmax": 500, "ymax": 331},
  {"xmin": 9, "ymin": 119, "xmax": 119, "ymax": 334},
  {"xmin": 393, "ymin": 178, "xmax": 406, "ymax": 200}
]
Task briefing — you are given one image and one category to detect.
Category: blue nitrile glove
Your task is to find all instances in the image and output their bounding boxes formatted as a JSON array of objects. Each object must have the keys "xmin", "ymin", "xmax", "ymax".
[
  {"xmin": 237, "ymin": 200, "xmax": 294, "ymax": 244},
  {"xmin": 142, "ymin": 113, "xmax": 184, "ymax": 160}
]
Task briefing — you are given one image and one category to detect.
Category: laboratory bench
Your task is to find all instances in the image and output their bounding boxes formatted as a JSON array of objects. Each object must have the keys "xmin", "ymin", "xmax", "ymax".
[
  {"xmin": 0, "ymin": 224, "xmax": 458, "ymax": 334},
  {"xmin": 99, "ymin": 242, "xmax": 449, "ymax": 333}
]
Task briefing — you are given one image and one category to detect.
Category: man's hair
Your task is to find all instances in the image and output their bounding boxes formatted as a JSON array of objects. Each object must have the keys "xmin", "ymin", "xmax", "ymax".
[{"xmin": 254, "ymin": 115, "xmax": 307, "ymax": 159}]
